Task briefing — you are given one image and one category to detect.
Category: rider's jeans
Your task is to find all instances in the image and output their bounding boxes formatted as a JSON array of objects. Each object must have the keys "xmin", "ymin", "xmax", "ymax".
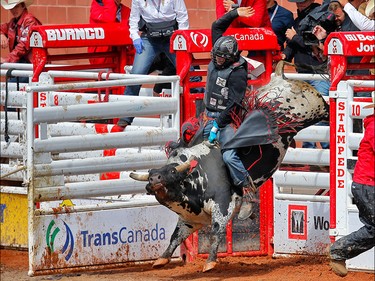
[
  {"xmin": 203, "ymin": 111, "xmax": 250, "ymax": 188},
  {"xmin": 222, "ymin": 149, "xmax": 250, "ymax": 187}
]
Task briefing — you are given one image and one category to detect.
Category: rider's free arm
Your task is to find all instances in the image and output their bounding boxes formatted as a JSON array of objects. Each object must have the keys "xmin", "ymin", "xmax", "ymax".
[
  {"xmin": 211, "ymin": 9, "xmax": 240, "ymax": 45},
  {"xmin": 210, "ymin": 8, "xmax": 248, "ymax": 128}
]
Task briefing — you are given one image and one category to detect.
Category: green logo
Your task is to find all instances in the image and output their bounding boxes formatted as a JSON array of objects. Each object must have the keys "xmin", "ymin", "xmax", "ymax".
[{"xmin": 46, "ymin": 219, "xmax": 74, "ymax": 261}]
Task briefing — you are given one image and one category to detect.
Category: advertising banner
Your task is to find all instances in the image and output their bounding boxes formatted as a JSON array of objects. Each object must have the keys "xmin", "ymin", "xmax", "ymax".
[
  {"xmin": 33, "ymin": 205, "xmax": 179, "ymax": 272},
  {"xmin": 0, "ymin": 192, "xmax": 28, "ymax": 248},
  {"xmin": 274, "ymin": 200, "xmax": 330, "ymax": 255}
]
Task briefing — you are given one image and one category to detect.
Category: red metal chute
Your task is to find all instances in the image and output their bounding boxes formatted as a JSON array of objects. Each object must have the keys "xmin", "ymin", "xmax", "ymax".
[
  {"xmin": 172, "ymin": 28, "xmax": 279, "ymax": 261},
  {"xmin": 324, "ymin": 31, "xmax": 375, "ymax": 91},
  {"xmin": 29, "ymin": 23, "xmax": 134, "ymax": 82},
  {"xmin": 171, "ymin": 28, "xmax": 280, "ymax": 122}
]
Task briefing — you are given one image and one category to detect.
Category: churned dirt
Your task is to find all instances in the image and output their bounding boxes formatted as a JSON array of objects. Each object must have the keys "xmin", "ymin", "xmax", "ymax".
[{"xmin": 1, "ymin": 249, "xmax": 374, "ymax": 281}]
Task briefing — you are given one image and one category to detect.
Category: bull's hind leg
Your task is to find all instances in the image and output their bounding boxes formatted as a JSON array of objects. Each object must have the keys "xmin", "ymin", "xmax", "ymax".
[{"xmin": 153, "ymin": 219, "xmax": 201, "ymax": 268}]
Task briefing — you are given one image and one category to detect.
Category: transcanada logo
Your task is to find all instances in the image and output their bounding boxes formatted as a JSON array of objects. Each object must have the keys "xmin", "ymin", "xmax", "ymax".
[
  {"xmin": 233, "ymin": 33, "xmax": 264, "ymax": 41},
  {"xmin": 46, "ymin": 220, "xmax": 74, "ymax": 261},
  {"xmin": 80, "ymin": 224, "xmax": 166, "ymax": 247}
]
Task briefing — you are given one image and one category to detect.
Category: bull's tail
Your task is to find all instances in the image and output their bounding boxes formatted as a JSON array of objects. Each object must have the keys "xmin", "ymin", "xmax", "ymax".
[{"xmin": 275, "ymin": 60, "xmax": 296, "ymax": 79}]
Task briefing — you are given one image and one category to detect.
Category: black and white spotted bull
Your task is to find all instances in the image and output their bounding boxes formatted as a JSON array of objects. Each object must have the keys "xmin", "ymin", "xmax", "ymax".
[{"xmin": 129, "ymin": 61, "xmax": 329, "ymax": 272}]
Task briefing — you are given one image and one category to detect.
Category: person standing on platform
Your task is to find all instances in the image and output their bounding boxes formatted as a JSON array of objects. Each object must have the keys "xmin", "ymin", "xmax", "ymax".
[
  {"xmin": 1, "ymin": 0, "xmax": 41, "ymax": 68},
  {"xmin": 282, "ymin": 0, "xmax": 331, "ymax": 149},
  {"xmin": 338, "ymin": 0, "xmax": 374, "ymax": 30},
  {"xmin": 266, "ymin": 0, "xmax": 294, "ymax": 51},
  {"xmin": 117, "ymin": 0, "xmax": 189, "ymax": 128},
  {"xmin": 89, "ymin": 0, "xmax": 131, "ymax": 65},
  {"xmin": 216, "ymin": 0, "xmax": 271, "ymax": 27},
  {"xmin": 329, "ymin": 96, "xmax": 375, "ymax": 277}
]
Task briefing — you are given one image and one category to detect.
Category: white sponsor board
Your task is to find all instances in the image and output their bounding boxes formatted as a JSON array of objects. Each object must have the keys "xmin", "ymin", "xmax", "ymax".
[
  {"xmin": 33, "ymin": 205, "xmax": 179, "ymax": 272},
  {"xmin": 274, "ymin": 200, "xmax": 330, "ymax": 255}
]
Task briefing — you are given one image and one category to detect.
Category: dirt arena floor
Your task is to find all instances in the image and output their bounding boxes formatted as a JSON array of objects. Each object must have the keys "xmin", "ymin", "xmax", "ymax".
[{"xmin": 1, "ymin": 249, "xmax": 374, "ymax": 281}]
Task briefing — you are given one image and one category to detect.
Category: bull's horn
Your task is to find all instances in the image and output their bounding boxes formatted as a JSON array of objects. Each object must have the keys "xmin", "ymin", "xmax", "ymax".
[
  {"xmin": 129, "ymin": 172, "xmax": 149, "ymax": 181},
  {"xmin": 175, "ymin": 156, "xmax": 196, "ymax": 173},
  {"xmin": 275, "ymin": 60, "xmax": 295, "ymax": 79}
]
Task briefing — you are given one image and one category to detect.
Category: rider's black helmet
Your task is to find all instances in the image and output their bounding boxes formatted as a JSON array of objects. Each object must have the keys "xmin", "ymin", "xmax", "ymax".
[{"xmin": 211, "ymin": 36, "xmax": 240, "ymax": 69}]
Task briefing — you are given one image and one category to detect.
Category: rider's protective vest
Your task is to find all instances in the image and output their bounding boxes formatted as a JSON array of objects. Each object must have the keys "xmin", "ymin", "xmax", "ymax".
[{"xmin": 204, "ymin": 56, "xmax": 247, "ymax": 112}]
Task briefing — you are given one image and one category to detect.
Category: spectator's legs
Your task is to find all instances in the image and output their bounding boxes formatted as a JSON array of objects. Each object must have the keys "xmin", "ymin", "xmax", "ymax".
[
  {"xmin": 308, "ymin": 80, "xmax": 330, "ymax": 96},
  {"xmin": 302, "ymin": 142, "xmax": 316, "ymax": 149},
  {"xmin": 9, "ymin": 76, "xmax": 29, "ymax": 84},
  {"xmin": 120, "ymin": 37, "xmax": 158, "ymax": 125},
  {"xmin": 161, "ymin": 40, "xmax": 176, "ymax": 66}
]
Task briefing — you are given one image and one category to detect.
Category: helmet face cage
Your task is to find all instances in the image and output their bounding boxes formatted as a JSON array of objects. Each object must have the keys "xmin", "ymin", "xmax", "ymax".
[{"xmin": 211, "ymin": 36, "xmax": 239, "ymax": 69}]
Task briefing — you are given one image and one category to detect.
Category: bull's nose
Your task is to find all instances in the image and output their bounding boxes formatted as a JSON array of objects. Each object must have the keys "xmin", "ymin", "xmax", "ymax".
[{"xmin": 149, "ymin": 173, "xmax": 162, "ymax": 183}]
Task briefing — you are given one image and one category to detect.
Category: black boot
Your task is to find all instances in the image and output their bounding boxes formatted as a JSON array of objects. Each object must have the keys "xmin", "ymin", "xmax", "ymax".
[{"xmin": 237, "ymin": 177, "xmax": 257, "ymax": 221}]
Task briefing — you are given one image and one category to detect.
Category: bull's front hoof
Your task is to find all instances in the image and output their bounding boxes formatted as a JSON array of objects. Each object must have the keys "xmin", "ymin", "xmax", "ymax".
[
  {"xmin": 202, "ymin": 261, "xmax": 217, "ymax": 272},
  {"xmin": 152, "ymin": 258, "xmax": 170, "ymax": 268}
]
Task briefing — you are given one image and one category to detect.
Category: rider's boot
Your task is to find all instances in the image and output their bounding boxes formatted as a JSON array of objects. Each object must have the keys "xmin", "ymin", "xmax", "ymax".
[{"xmin": 237, "ymin": 176, "xmax": 257, "ymax": 221}]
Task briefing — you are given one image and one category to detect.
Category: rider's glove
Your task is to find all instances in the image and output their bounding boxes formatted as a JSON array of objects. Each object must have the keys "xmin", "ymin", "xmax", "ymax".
[
  {"xmin": 133, "ymin": 38, "xmax": 143, "ymax": 54},
  {"xmin": 208, "ymin": 120, "xmax": 219, "ymax": 143}
]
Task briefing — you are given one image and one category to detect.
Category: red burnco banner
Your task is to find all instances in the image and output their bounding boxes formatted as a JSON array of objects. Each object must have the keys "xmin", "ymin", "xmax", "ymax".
[{"xmin": 30, "ymin": 23, "xmax": 132, "ymax": 48}]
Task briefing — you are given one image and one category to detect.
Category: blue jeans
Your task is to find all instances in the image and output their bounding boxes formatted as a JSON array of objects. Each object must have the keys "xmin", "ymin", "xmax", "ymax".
[
  {"xmin": 203, "ymin": 111, "xmax": 250, "ymax": 188},
  {"xmin": 307, "ymin": 80, "xmax": 330, "ymax": 96},
  {"xmin": 303, "ymin": 80, "xmax": 330, "ymax": 149},
  {"xmin": 121, "ymin": 36, "xmax": 176, "ymax": 125}
]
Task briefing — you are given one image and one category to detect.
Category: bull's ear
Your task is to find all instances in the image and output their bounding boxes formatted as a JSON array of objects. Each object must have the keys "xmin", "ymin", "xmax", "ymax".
[
  {"xmin": 175, "ymin": 156, "xmax": 198, "ymax": 173},
  {"xmin": 188, "ymin": 159, "xmax": 198, "ymax": 173}
]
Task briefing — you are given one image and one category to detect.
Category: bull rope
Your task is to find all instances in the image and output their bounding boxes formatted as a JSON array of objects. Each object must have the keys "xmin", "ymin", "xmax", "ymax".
[{"xmin": 0, "ymin": 165, "xmax": 26, "ymax": 179}]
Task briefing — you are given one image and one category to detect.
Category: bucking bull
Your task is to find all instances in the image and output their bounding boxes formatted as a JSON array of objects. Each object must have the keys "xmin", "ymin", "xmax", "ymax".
[{"xmin": 129, "ymin": 61, "xmax": 329, "ymax": 272}]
